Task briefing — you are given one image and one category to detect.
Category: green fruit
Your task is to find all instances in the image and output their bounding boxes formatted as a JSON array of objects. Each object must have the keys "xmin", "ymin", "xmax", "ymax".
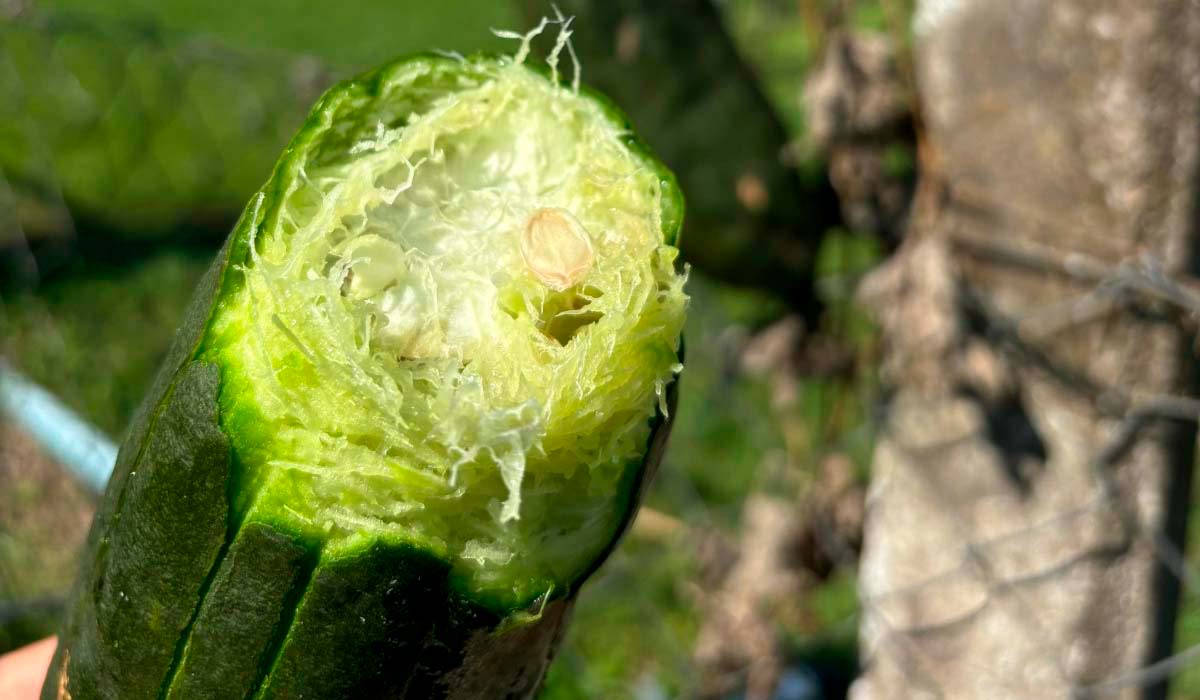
[{"xmin": 45, "ymin": 49, "xmax": 685, "ymax": 699}]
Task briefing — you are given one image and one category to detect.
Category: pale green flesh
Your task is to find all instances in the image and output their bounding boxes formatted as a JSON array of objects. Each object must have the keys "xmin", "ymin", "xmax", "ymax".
[{"xmin": 202, "ymin": 58, "xmax": 686, "ymax": 602}]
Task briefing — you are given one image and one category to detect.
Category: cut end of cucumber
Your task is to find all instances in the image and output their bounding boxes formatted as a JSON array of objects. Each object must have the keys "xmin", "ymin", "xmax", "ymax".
[{"xmin": 203, "ymin": 55, "xmax": 686, "ymax": 604}]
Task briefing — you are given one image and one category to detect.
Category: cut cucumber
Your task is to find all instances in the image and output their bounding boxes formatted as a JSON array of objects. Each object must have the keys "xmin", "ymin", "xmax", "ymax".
[{"xmin": 46, "ymin": 49, "xmax": 685, "ymax": 700}]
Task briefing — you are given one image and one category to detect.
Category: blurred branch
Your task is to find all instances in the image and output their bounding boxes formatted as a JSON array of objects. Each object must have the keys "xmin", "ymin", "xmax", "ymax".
[
  {"xmin": 796, "ymin": 0, "xmax": 829, "ymax": 56},
  {"xmin": 630, "ymin": 506, "xmax": 685, "ymax": 541},
  {"xmin": 801, "ymin": 12, "xmax": 916, "ymax": 251}
]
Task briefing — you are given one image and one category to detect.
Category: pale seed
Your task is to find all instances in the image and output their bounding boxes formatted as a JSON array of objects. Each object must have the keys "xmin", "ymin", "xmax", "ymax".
[{"xmin": 520, "ymin": 207, "xmax": 594, "ymax": 291}]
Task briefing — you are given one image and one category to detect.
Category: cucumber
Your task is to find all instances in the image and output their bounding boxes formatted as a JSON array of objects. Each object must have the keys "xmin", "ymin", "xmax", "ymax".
[{"xmin": 44, "ymin": 47, "xmax": 686, "ymax": 700}]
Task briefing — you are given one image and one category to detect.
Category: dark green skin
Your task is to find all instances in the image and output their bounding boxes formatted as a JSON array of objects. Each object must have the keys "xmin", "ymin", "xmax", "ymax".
[
  {"xmin": 165, "ymin": 523, "xmax": 310, "ymax": 700},
  {"xmin": 44, "ymin": 54, "xmax": 681, "ymax": 700}
]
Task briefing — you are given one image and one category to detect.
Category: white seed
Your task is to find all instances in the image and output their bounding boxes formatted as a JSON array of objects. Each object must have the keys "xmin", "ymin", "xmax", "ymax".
[{"xmin": 520, "ymin": 207, "xmax": 594, "ymax": 291}]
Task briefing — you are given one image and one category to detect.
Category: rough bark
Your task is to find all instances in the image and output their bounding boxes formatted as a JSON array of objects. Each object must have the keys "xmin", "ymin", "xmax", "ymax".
[
  {"xmin": 803, "ymin": 30, "xmax": 915, "ymax": 249},
  {"xmin": 854, "ymin": 1, "xmax": 1200, "ymax": 698}
]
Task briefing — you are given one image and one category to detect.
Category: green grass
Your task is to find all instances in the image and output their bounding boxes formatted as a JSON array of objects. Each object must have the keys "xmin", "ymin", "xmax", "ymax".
[
  {"xmin": 1, "ymin": 251, "xmax": 210, "ymax": 436},
  {"xmin": 40, "ymin": 0, "xmax": 520, "ymax": 67},
  {"xmin": 542, "ymin": 537, "xmax": 701, "ymax": 700},
  {"xmin": 3, "ymin": 1, "xmax": 520, "ymax": 242},
  {"xmin": 651, "ymin": 276, "xmax": 789, "ymax": 523}
]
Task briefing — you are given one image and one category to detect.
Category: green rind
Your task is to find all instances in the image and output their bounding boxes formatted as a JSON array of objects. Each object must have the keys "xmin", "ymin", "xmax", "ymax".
[
  {"xmin": 42, "ymin": 361, "xmax": 231, "ymax": 699},
  {"xmin": 43, "ymin": 197, "xmax": 243, "ymax": 700},
  {"xmin": 562, "ymin": 367, "xmax": 679, "ymax": 593},
  {"xmin": 164, "ymin": 523, "xmax": 309, "ymax": 700},
  {"xmin": 256, "ymin": 541, "xmax": 447, "ymax": 699},
  {"xmin": 40, "ymin": 124, "xmax": 270, "ymax": 700},
  {"xmin": 45, "ymin": 52, "xmax": 683, "ymax": 700}
]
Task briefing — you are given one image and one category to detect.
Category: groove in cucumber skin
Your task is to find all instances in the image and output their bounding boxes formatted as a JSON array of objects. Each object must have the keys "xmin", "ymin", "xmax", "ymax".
[
  {"xmin": 164, "ymin": 523, "xmax": 309, "ymax": 700},
  {"xmin": 256, "ymin": 541, "xmax": 446, "ymax": 698},
  {"xmin": 45, "ymin": 51, "xmax": 684, "ymax": 700}
]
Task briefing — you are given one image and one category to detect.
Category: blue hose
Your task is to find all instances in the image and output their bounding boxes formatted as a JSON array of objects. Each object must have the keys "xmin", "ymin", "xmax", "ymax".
[{"xmin": 0, "ymin": 362, "xmax": 116, "ymax": 493}]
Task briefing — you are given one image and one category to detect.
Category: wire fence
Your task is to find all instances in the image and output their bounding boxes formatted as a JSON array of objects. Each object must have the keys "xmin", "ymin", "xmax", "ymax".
[{"xmin": 846, "ymin": 169, "xmax": 1200, "ymax": 698}]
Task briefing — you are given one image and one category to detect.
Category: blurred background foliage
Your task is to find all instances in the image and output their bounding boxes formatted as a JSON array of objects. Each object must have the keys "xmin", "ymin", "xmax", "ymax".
[{"xmin": 0, "ymin": 1, "xmax": 907, "ymax": 697}]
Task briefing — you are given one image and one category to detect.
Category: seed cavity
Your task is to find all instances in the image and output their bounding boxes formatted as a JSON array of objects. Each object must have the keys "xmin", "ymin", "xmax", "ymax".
[{"xmin": 521, "ymin": 207, "xmax": 594, "ymax": 291}]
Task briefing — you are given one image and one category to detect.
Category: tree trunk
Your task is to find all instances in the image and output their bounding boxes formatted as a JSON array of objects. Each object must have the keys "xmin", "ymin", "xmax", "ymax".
[{"xmin": 854, "ymin": 1, "xmax": 1200, "ymax": 698}]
